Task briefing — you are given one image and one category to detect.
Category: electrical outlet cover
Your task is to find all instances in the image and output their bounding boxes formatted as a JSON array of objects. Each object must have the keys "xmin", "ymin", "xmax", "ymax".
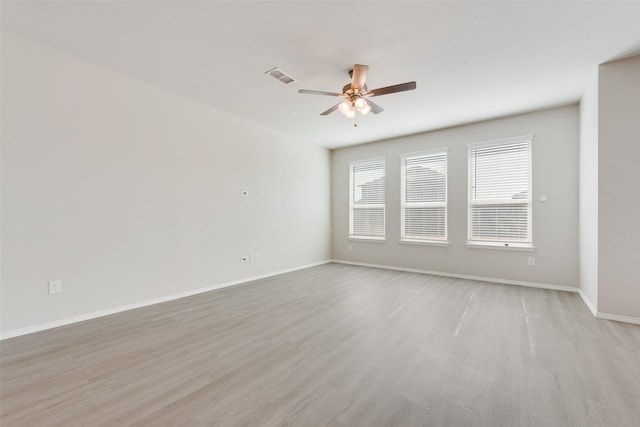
[{"xmin": 48, "ymin": 280, "xmax": 62, "ymax": 294}]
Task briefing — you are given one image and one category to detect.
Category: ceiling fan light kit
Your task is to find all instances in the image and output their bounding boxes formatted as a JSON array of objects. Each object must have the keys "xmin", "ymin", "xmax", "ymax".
[
  {"xmin": 338, "ymin": 101, "xmax": 354, "ymax": 116},
  {"xmin": 298, "ymin": 64, "xmax": 416, "ymax": 122},
  {"xmin": 354, "ymin": 97, "xmax": 371, "ymax": 115}
]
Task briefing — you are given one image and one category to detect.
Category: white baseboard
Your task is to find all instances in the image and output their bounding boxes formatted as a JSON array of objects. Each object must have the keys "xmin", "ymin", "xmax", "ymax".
[
  {"xmin": 0, "ymin": 260, "xmax": 332, "ymax": 341},
  {"xmin": 578, "ymin": 290, "xmax": 597, "ymax": 316},
  {"xmin": 577, "ymin": 290, "xmax": 640, "ymax": 325},
  {"xmin": 333, "ymin": 260, "xmax": 640, "ymax": 325},
  {"xmin": 596, "ymin": 312, "xmax": 640, "ymax": 325},
  {"xmin": 330, "ymin": 259, "xmax": 579, "ymax": 293},
  {"xmin": 5, "ymin": 260, "xmax": 636, "ymax": 340}
]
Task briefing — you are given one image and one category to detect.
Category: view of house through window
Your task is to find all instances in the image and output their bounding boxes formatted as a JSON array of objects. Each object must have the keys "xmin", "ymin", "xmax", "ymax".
[{"xmin": 349, "ymin": 158, "xmax": 386, "ymax": 239}]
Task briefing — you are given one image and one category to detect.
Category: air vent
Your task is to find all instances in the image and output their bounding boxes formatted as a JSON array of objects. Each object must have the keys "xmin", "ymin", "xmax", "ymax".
[{"xmin": 265, "ymin": 67, "xmax": 296, "ymax": 85}]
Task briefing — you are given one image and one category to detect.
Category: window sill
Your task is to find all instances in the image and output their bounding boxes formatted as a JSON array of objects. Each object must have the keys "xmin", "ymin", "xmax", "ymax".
[
  {"xmin": 399, "ymin": 239, "xmax": 450, "ymax": 247},
  {"xmin": 465, "ymin": 242, "xmax": 535, "ymax": 252},
  {"xmin": 349, "ymin": 236, "xmax": 387, "ymax": 243}
]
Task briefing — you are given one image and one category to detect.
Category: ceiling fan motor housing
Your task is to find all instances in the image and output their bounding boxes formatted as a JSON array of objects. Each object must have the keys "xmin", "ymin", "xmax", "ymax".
[{"xmin": 342, "ymin": 83, "xmax": 368, "ymax": 95}]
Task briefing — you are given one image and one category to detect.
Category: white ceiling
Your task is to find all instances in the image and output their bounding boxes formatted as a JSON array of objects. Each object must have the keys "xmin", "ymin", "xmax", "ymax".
[{"xmin": 2, "ymin": 1, "xmax": 640, "ymax": 149}]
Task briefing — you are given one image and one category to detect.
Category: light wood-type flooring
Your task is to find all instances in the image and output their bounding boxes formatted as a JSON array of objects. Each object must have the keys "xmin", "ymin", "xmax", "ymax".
[{"xmin": 1, "ymin": 263, "xmax": 639, "ymax": 426}]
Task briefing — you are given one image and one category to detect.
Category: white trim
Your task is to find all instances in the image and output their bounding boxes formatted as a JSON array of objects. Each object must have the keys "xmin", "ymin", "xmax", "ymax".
[
  {"xmin": 0, "ymin": 260, "xmax": 332, "ymax": 341},
  {"xmin": 465, "ymin": 242, "xmax": 535, "ymax": 252},
  {"xmin": 348, "ymin": 156, "xmax": 386, "ymax": 167},
  {"xmin": 331, "ymin": 259, "xmax": 577, "ymax": 293},
  {"xmin": 578, "ymin": 290, "xmax": 597, "ymax": 316},
  {"xmin": 334, "ymin": 260, "xmax": 639, "ymax": 325},
  {"xmin": 466, "ymin": 134, "xmax": 534, "ymax": 149},
  {"xmin": 399, "ymin": 146, "xmax": 449, "ymax": 160},
  {"xmin": 578, "ymin": 291, "xmax": 640, "ymax": 325},
  {"xmin": 595, "ymin": 312, "xmax": 640, "ymax": 325},
  {"xmin": 399, "ymin": 239, "xmax": 450, "ymax": 247},
  {"xmin": 348, "ymin": 236, "xmax": 387, "ymax": 242}
]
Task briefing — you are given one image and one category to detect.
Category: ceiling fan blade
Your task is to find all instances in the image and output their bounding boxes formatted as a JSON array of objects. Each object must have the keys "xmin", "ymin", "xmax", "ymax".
[
  {"xmin": 351, "ymin": 64, "xmax": 369, "ymax": 92},
  {"xmin": 368, "ymin": 81, "xmax": 417, "ymax": 97},
  {"xmin": 366, "ymin": 99, "xmax": 384, "ymax": 114},
  {"xmin": 298, "ymin": 89, "xmax": 343, "ymax": 97},
  {"xmin": 320, "ymin": 103, "xmax": 341, "ymax": 116}
]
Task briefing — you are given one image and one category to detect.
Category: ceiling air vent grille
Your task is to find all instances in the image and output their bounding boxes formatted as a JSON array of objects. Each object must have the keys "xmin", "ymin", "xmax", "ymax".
[{"xmin": 265, "ymin": 67, "xmax": 296, "ymax": 85}]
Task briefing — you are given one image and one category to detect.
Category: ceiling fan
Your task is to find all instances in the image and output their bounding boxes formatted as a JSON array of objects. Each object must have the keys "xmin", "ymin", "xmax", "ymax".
[{"xmin": 298, "ymin": 64, "xmax": 416, "ymax": 119}]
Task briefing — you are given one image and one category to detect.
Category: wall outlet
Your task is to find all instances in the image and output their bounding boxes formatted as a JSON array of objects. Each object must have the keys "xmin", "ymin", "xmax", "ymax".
[
  {"xmin": 528, "ymin": 257, "xmax": 535, "ymax": 266},
  {"xmin": 241, "ymin": 256, "xmax": 248, "ymax": 262},
  {"xmin": 49, "ymin": 280, "xmax": 62, "ymax": 294}
]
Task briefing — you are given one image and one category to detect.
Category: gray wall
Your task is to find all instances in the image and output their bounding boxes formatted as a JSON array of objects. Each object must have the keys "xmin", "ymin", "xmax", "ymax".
[
  {"xmin": 578, "ymin": 71, "xmax": 599, "ymax": 310},
  {"xmin": 332, "ymin": 106, "xmax": 579, "ymax": 288},
  {"xmin": 1, "ymin": 33, "xmax": 331, "ymax": 333},
  {"xmin": 598, "ymin": 55, "xmax": 640, "ymax": 319}
]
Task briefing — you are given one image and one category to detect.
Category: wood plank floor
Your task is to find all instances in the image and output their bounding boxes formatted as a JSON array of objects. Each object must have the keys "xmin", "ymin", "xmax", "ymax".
[{"xmin": 1, "ymin": 263, "xmax": 639, "ymax": 426}]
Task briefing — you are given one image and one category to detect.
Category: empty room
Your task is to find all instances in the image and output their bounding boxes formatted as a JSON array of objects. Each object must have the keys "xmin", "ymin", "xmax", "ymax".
[{"xmin": 1, "ymin": 1, "xmax": 639, "ymax": 426}]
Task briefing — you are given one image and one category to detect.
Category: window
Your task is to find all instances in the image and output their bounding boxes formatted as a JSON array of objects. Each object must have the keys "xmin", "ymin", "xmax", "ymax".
[
  {"xmin": 467, "ymin": 135, "xmax": 533, "ymax": 248},
  {"xmin": 400, "ymin": 149, "xmax": 448, "ymax": 243},
  {"xmin": 349, "ymin": 157, "xmax": 385, "ymax": 239}
]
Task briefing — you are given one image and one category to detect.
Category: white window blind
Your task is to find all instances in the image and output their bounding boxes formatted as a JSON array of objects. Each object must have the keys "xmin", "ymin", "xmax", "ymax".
[
  {"xmin": 468, "ymin": 135, "xmax": 532, "ymax": 247},
  {"xmin": 401, "ymin": 149, "xmax": 448, "ymax": 242},
  {"xmin": 349, "ymin": 158, "xmax": 385, "ymax": 239}
]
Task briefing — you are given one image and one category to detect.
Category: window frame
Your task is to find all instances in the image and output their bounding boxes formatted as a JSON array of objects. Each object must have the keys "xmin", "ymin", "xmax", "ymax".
[
  {"xmin": 467, "ymin": 135, "xmax": 533, "ymax": 249},
  {"xmin": 349, "ymin": 157, "xmax": 386, "ymax": 241},
  {"xmin": 400, "ymin": 148, "xmax": 449, "ymax": 245}
]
